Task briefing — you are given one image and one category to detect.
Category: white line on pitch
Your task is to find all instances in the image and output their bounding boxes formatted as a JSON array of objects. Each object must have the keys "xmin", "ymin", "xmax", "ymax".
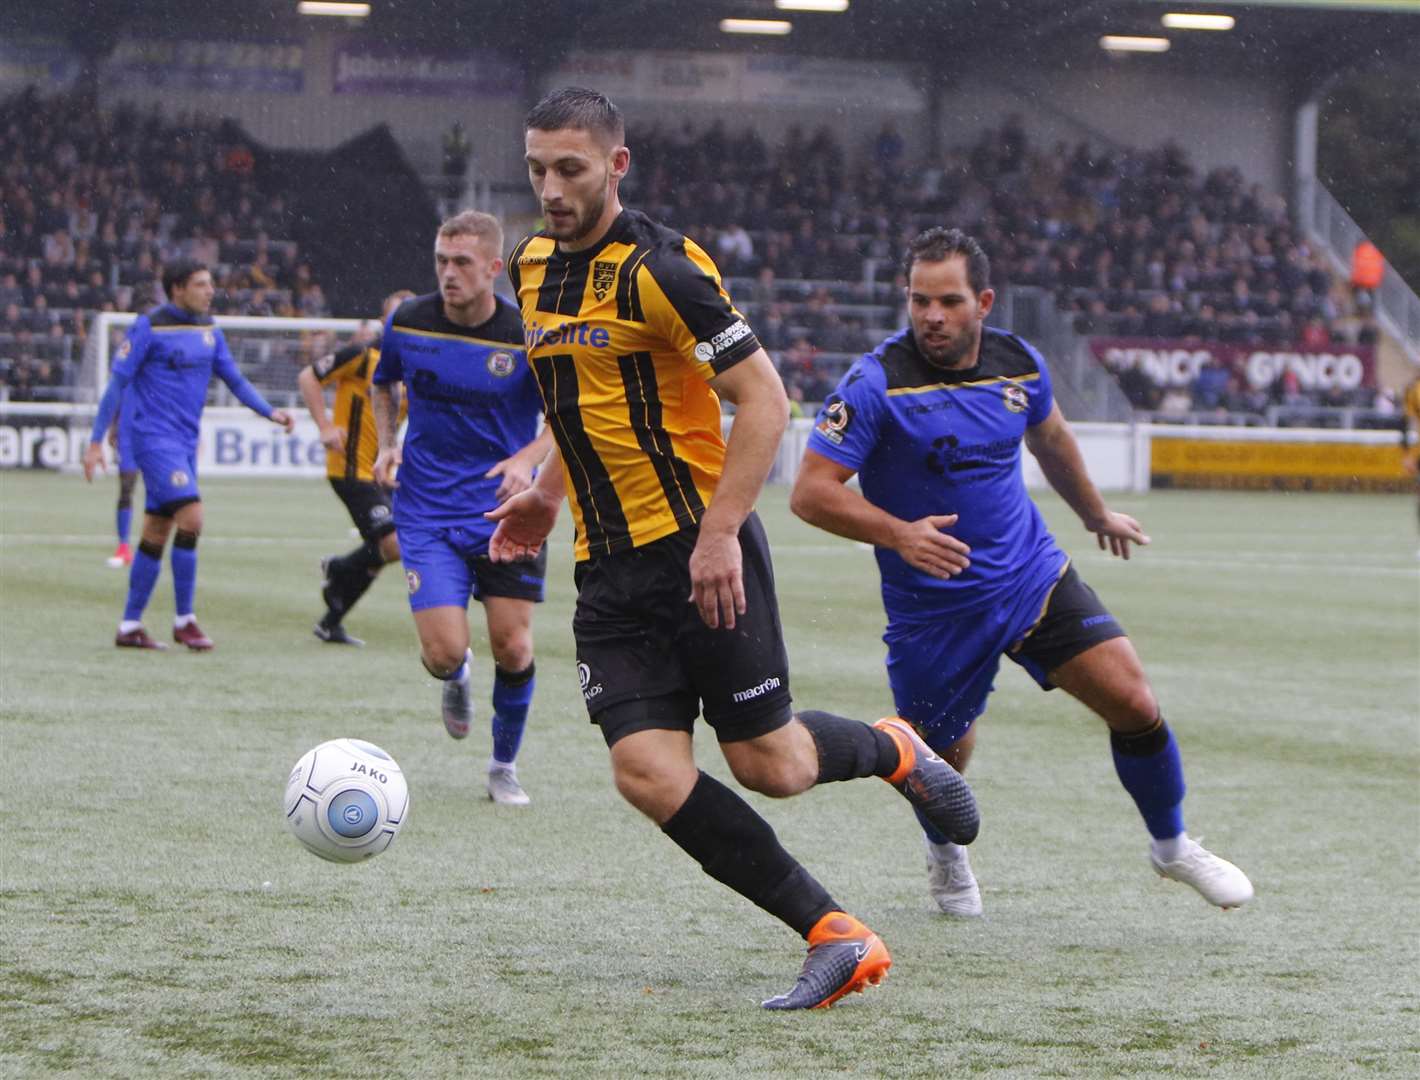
[
  {"xmin": 770, "ymin": 540, "xmax": 1418, "ymax": 577},
  {"xmin": 0, "ymin": 534, "xmax": 336, "ymax": 546}
]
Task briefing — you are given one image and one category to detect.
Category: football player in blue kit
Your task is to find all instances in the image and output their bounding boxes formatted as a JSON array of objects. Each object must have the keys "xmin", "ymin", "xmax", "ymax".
[
  {"xmin": 791, "ymin": 228, "xmax": 1253, "ymax": 914},
  {"xmin": 371, "ymin": 211, "xmax": 552, "ymax": 807},
  {"xmin": 83, "ymin": 260, "xmax": 293, "ymax": 651}
]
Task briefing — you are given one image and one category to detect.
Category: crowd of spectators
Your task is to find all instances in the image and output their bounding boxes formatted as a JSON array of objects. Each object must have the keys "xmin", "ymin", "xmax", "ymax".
[
  {"xmin": 1, "ymin": 87, "xmax": 1388, "ymax": 419},
  {"xmin": 0, "ymin": 88, "xmax": 328, "ymax": 400},
  {"xmin": 623, "ymin": 116, "xmax": 1382, "ymax": 412}
]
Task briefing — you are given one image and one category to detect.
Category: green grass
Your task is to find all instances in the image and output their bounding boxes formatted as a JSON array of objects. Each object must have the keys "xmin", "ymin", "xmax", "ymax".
[{"xmin": 2, "ymin": 473, "xmax": 1418, "ymax": 1078}]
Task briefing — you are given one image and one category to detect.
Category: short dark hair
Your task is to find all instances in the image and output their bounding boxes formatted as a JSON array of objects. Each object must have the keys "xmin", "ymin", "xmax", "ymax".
[
  {"xmin": 162, "ymin": 259, "xmax": 208, "ymax": 299},
  {"xmin": 438, "ymin": 209, "xmax": 503, "ymax": 251},
  {"xmin": 904, "ymin": 228, "xmax": 991, "ymax": 294},
  {"xmin": 525, "ymin": 86, "xmax": 624, "ymax": 145}
]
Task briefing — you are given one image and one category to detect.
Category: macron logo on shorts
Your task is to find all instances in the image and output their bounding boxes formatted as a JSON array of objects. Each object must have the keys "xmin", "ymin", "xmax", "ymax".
[{"xmin": 731, "ymin": 675, "xmax": 782, "ymax": 703}]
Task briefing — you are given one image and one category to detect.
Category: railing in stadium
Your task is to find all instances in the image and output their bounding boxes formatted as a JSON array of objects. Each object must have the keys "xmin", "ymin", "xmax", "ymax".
[{"xmin": 1297, "ymin": 175, "xmax": 1420, "ymax": 364}]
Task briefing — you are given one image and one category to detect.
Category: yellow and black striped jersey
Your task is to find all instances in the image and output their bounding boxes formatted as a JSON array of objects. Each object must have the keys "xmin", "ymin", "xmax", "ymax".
[
  {"xmin": 509, "ymin": 209, "xmax": 762, "ymax": 561},
  {"xmin": 312, "ymin": 341, "xmax": 402, "ymax": 483},
  {"xmin": 1404, "ymin": 377, "xmax": 1420, "ymax": 468}
]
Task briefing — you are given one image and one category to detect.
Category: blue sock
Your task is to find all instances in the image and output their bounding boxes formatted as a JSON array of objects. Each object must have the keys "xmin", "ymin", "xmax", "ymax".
[
  {"xmin": 491, "ymin": 662, "xmax": 535, "ymax": 766},
  {"xmin": 1111, "ymin": 717, "xmax": 1187, "ymax": 840},
  {"xmin": 123, "ymin": 542, "xmax": 163, "ymax": 622},
  {"xmin": 171, "ymin": 531, "xmax": 198, "ymax": 617},
  {"xmin": 116, "ymin": 507, "xmax": 132, "ymax": 546}
]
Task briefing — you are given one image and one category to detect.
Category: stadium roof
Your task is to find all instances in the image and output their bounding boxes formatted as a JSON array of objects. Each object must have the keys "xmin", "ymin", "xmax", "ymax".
[{"xmin": 9, "ymin": 0, "xmax": 1418, "ymax": 91}]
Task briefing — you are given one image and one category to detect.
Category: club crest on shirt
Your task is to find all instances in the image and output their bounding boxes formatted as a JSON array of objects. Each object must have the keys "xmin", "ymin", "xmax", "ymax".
[
  {"xmin": 117, "ymin": 340, "xmax": 132, "ymax": 360},
  {"xmin": 592, "ymin": 260, "xmax": 617, "ymax": 301},
  {"xmin": 169, "ymin": 469, "xmax": 189, "ymax": 487},
  {"xmin": 1003, "ymin": 384, "xmax": 1028, "ymax": 413},
  {"xmin": 406, "ymin": 569, "xmax": 421, "ymax": 594},
  {"xmin": 202, "ymin": 330, "xmax": 215, "ymax": 348},
  {"xmin": 486, "ymin": 351, "xmax": 517, "ymax": 377},
  {"xmin": 815, "ymin": 398, "xmax": 852, "ymax": 445}
]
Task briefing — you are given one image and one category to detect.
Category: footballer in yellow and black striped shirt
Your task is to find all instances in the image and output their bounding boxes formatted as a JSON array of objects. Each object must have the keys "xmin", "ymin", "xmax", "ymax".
[
  {"xmin": 297, "ymin": 289, "xmax": 412, "ymax": 644},
  {"xmin": 490, "ymin": 88, "xmax": 955, "ymax": 1011}
]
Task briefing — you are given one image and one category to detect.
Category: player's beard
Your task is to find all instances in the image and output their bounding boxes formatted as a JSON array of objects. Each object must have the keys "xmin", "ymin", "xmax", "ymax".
[
  {"xmin": 546, "ymin": 189, "xmax": 607, "ymax": 248},
  {"xmin": 917, "ymin": 321, "xmax": 981, "ymax": 370}
]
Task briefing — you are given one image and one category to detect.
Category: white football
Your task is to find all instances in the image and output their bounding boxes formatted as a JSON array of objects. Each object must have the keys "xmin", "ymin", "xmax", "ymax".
[{"xmin": 283, "ymin": 738, "xmax": 409, "ymax": 863}]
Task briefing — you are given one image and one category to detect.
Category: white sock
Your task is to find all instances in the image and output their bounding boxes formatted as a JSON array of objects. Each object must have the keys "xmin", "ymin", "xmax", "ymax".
[
  {"xmin": 928, "ymin": 839, "xmax": 966, "ymax": 862},
  {"xmin": 489, "ymin": 757, "xmax": 516, "ymax": 774},
  {"xmin": 174, "ymin": 613, "xmax": 196, "ymax": 629},
  {"xmin": 1151, "ymin": 834, "xmax": 1189, "ymax": 862},
  {"xmin": 119, "ymin": 619, "xmax": 142, "ymax": 634}
]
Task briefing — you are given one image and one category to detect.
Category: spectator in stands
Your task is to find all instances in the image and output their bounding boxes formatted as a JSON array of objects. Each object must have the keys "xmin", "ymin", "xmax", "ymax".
[
  {"xmin": 1272, "ymin": 366, "xmax": 1304, "ymax": 408},
  {"xmin": 716, "ymin": 222, "xmax": 755, "ymax": 274},
  {"xmin": 1159, "ymin": 384, "xmax": 1193, "ymax": 418},
  {"xmin": 7, "ymin": 359, "xmax": 36, "ymax": 401},
  {"xmin": 1300, "ymin": 313, "xmax": 1329, "ymax": 347},
  {"xmin": 1192, "ymin": 359, "xmax": 1231, "ymax": 410},
  {"xmin": 758, "ymin": 302, "xmax": 790, "ymax": 353},
  {"xmin": 751, "ymin": 265, "xmax": 777, "ymax": 310},
  {"xmin": 1116, "ymin": 364, "xmax": 1161, "ymax": 411},
  {"xmin": 1143, "ymin": 294, "xmax": 1183, "ymax": 338}
]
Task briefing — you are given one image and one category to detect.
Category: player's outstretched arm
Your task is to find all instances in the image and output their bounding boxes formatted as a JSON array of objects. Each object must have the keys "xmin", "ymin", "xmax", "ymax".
[
  {"xmin": 485, "ymin": 426, "xmax": 556, "ymax": 502},
  {"xmin": 486, "ymin": 445, "xmax": 565, "ymax": 562},
  {"xmin": 214, "ymin": 338, "xmax": 291, "ymax": 431},
  {"xmin": 791, "ymin": 450, "xmax": 971, "ymax": 579},
  {"xmin": 298, "ymin": 362, "xmax": 343, "ymax": 451},
  {"xmin": 1024, "ymin": 402, "xmax": 1149, "ymax": 559}
]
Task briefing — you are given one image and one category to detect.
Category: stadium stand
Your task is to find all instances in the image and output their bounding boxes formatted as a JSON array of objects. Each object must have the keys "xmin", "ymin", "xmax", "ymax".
[
  {"xmin": 0, "ymin": 84, "xmax": 1399, "ymax": 429},
  {"xmin": 623, "ymin": 117, "xmax": 1392, "ymax": 424},
  {"xmin": 0, "ymin": 87, "xmax": 436, "ymax": 404}
]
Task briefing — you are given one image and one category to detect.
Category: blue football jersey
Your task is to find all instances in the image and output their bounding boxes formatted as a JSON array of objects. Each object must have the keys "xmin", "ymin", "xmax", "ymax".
[
  {"xmin": 807, "ymin": 326, "xmax": 1067, "ymax": 622},
  {"xmin": 90, "ymin": 303, "xmax": 274, "ymax": 448},
  {"xmin": 373, "ymin": 293, "xmax": 540, "ymax": 534}
]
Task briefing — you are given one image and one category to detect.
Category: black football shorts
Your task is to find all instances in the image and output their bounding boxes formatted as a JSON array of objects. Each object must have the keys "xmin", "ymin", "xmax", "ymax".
[
  {"xmin": 1011, "ymin": 562, "xmax": 1128, "ymax": 682},
  {"xmin": 329, "ymin": 478, "xmax": 396, "ymax": 544},
  {"xmin": 572, "ymin": 512, "xmax": 793, "ymax": 747}
]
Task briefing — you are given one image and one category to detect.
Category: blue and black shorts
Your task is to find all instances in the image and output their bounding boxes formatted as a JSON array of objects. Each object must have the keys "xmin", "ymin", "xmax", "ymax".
[
  {"xmin": 886, "ymin": 561, "xmax": 1125, "ymax": 751},
  {"xmin": 136, "ymin": 442, "xmax": 200, "ymax": 516},
  {"xmin": 399, "ymin": 522, "xmax": 546, "ymax": 613}
]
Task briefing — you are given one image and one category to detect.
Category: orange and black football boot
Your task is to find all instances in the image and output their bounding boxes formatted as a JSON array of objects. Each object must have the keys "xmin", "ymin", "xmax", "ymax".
[
  {"xmin": 761, "ymin": 912, "xmax": 891, "ymax": 1010},
  {"xmin": 875, "ymin": 717, "xmax": 979, "ymax": 844}
]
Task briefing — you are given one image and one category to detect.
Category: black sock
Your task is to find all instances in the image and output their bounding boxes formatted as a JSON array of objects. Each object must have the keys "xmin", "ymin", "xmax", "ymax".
[
  {"xmin": 330, "ymin": 541, "xmax": 383, "ymax": 580},
  {"xmin": 324, "ymin": 543, "xmax": 381, "ymax": 622},
  {"xmin": 797, "ymin": 710, "xmax": 900, "ymax": 783},
  {"xmin": 661, "ymin": 771, "xmax": 838, "ymax": 938}
]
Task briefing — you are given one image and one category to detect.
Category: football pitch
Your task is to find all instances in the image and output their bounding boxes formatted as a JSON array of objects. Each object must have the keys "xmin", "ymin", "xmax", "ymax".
[{"xmin": 2, "ymin": 472, "xmax": 1417, "ymax": 1078}]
